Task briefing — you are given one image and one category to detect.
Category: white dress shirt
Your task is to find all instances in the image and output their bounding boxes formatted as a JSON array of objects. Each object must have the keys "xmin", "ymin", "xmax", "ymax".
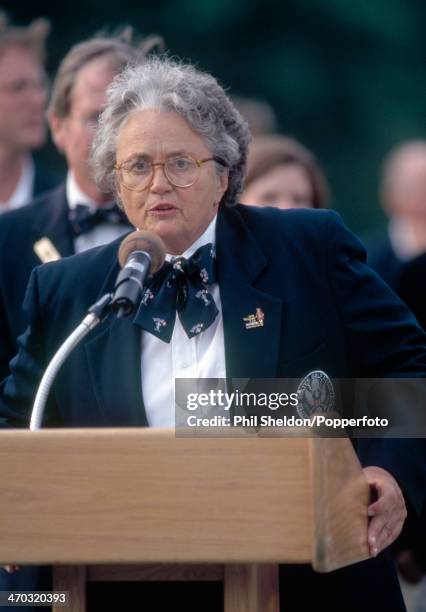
[
  {"xmin": 0, "ymin": 156, "xmax": 34, "ymax": 213},
  {"xmin": 388, "ymin": 216, "xmax": 424, "ymax": 261},
  {"xmin": 141, "ymin": 216, "xmax": 226, "ymax": 427},
  {"xmin": 67, "ymin": 172, "xmax": 130, "ymax": 253}
]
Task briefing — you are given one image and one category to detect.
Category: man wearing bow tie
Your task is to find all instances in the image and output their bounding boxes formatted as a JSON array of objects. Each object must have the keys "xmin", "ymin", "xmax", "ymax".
[{"xmin": 0, "ymin": 29, "xmax": 163, "ymax": 381}]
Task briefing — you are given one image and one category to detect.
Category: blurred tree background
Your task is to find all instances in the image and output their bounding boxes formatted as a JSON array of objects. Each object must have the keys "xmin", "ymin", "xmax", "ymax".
[{"xmin": 4, "ymin": 0, "xmax": 426, "ymax": 235}]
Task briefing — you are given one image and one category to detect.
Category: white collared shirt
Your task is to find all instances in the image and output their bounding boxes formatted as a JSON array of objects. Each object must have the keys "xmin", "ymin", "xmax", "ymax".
[
  {"xmin": 388, "ymin": 217, "xmax": 424, "ymax": 261},
  {"xmin": 141, "ymin": 216, "xmax": 226, "ymax": 427},
  {"xmin": 67, "ymin": 172, "xmax": 130, "ymax": 253},
  {"xmin": 0, "ymin": 156, "xmax": 34, "ymax": 213}
]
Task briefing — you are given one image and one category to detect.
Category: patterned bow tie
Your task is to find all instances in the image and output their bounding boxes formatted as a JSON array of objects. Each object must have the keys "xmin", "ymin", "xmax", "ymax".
[
  {"xmin": 133, "ymin": 242, "xmax": 219, "ymax": 342},
  {"xmin": 69, "ymin": 203, "xmax": 130, "ymax": 237}
]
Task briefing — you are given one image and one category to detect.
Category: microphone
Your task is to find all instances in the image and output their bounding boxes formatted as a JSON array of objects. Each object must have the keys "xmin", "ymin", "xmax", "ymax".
[
  {"xmin": 112, "ymin": 230, "xmax": 166, "ymax": 318},
  {"xmin": 30, "ymin": 230, "xmax": 166, "ymax": 429}
]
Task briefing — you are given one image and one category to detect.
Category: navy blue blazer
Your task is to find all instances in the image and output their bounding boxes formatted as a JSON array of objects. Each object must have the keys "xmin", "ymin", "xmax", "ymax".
[
  {"xmin": 1, "ymin": 204, "xmax": 426, "ymax": 611},
  {"xmin": 0, "ymin": 184, "xmax": 74, "ymax": 380},
  {"xmin": 1, "ymin": 204, "xmax": 425, "ymax": 507}
]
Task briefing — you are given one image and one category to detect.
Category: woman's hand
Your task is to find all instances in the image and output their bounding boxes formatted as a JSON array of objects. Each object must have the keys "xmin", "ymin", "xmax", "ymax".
[{"xmin": 364, "ymin": 466, "xmax": 407, "ymax": 557}]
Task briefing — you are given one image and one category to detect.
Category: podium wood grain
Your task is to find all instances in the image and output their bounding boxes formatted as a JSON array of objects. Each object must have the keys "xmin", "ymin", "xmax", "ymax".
[
  {"xmin": 311, "ymin": 436, "xmax": 370, "ymax": 571},
  {"xmin": 0, "ymin": 427, "xmax": 370, "ymax": 612},
  {"xmin": 0, "ymin": 428, "xmax": 313, "ymax": 564}
]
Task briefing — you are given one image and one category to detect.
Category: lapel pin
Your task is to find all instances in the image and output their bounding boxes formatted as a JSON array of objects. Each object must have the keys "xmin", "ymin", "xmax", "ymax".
[
  {"xmin": 243, "ymin": 307, "xmax": 265, "ymax": 329},
  {"xmin": 33, "ymin": 237, "xmax": 61, "ymax": 263}
]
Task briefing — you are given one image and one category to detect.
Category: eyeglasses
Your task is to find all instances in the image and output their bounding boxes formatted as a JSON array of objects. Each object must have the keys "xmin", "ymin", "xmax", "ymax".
[{"xmin": 114, "ymin": 154, "xmax": 227, "ymax": 191}]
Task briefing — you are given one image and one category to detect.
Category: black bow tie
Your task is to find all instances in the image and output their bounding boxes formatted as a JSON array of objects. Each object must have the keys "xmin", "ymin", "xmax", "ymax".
[
  {"xmin": 69, "ymin": 203, "xmax": 130, "ymax": 237},
  {"xmin": 133, "ymin": 243, "xmax": 219, "ymax": 342}
]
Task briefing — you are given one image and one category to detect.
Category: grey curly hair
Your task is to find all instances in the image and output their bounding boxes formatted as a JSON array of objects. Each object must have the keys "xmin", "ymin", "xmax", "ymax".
[{"xmin": 91, "ymin": 56, "xmax": 251, "ymax": 207}]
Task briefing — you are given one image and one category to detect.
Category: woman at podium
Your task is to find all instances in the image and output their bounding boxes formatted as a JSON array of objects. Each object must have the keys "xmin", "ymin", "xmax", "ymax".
[{"xmin": 1, "ymin": 56, "xmax": 425, "ymax": 611}]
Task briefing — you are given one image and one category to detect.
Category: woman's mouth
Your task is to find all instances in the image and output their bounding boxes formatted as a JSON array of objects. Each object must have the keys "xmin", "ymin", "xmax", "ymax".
[{"xmin": 148, "ymin": 203, "xmax": 178, "ymax": 216}]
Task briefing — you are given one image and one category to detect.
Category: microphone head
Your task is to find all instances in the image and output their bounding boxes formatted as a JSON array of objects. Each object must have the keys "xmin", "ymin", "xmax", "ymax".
[{"xmin": 118, "ymin": 230, "xmax": 166, "ymax": 274}]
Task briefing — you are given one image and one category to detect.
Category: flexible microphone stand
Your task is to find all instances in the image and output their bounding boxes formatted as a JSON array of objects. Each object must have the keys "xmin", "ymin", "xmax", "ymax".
[{"xmin": 29, "ymin": 294, "xmax": 114, "ymax": 430}]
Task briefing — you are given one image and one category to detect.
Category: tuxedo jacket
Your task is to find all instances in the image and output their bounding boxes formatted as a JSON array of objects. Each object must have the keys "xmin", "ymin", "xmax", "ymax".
[
  {"xmin": 1, "ymin": 204, "xmax": 426, "ymax": 610},
  {"xmin": 398, "ymin": 252, "xmax": 426, "ymax": 330},
  {"xmin": 0, "ymin": 184, "xmax": 74, "ymax": 380},
  {"xmin": 33, "ymin": 160, "xmax": 62, "ymax": 199}
]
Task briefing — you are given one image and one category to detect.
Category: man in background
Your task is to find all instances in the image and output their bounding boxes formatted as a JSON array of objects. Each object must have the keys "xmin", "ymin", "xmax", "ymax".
[
  {"xmin": 367, "ymin": 142, "xmax": 426, "ymax": 612},
  {"xmin": 0, "ymin": 13, "xmax": 59, "ymax": 212},
  {"xmin": 0, "ymin": 28, "xmax": 164, "ymax": 382},
  {"xmin": 368, "ymin": 140, "xmax": 426, "ymax": 288}
]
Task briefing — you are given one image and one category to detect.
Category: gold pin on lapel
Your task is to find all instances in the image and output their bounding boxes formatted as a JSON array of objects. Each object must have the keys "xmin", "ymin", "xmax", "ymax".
[
  {"xmin": 243, "ymin": 307, "xmax": 265, "ymax": 329},
  {"xmin": 33, "ymin": 237, "xmax": 61, "ymax": 263}
]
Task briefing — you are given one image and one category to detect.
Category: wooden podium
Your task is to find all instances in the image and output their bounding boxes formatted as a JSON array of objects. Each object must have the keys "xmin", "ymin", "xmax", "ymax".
[{"xmin": 0, "ymin": 428, "xmax": 370, "ymax": 611}]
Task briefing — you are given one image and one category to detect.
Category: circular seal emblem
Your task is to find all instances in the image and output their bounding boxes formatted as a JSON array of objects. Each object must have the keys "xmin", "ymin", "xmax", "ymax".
[{"xmin": 296, "ymin": 370, "xmax": 335, "ymax": 418}]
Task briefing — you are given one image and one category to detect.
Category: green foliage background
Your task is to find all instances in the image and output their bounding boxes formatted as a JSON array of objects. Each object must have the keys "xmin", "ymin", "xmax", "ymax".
[{"xmin": 5, "ymin": 0, "xmax": 426, "ymax": 234}]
